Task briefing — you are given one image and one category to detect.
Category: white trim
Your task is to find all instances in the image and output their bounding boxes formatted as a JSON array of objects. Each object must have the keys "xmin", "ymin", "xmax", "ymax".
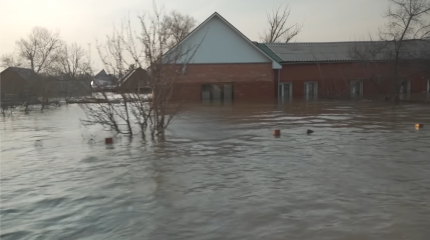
[
  {"xmin": 164, "ymin": 12, "xmax": 282, "ymax": 69},
  {"xmin": 118, "ymin": 69, "xmax": 136, "ymax": 86}
]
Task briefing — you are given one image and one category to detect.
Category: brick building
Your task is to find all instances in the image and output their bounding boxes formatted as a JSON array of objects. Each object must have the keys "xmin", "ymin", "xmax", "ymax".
[
  {"xmin": 1, "ymin": 67, "xmax": 92, "ymax": 103},
  {"xmin": 164, "ymin": 12, "xmax": 281, "ymax": 102},
  {"xmin": 261, "ymin": 41, "xmax": 430, "ymax": 100},
  {"xmin": 163, "ymin": 13, "xmax": 430, "ymax": 102}
]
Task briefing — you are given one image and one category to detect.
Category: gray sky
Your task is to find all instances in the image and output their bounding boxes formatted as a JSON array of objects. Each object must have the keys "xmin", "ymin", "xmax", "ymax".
[{"xmin": 0, "ymin": 0, "xmax": 388, "ymax": 70}]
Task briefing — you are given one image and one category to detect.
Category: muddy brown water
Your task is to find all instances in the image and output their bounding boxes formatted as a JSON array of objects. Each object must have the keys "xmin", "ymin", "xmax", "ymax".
[{"xmin": 1, "ymin": 100, "xmax": 430, "ymax": 240}]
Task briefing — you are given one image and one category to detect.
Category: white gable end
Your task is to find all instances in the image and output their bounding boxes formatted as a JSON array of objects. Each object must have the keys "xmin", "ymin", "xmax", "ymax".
[{"xmin": 168, "ymin": 14, "xmax": 281, "ymax": 69}]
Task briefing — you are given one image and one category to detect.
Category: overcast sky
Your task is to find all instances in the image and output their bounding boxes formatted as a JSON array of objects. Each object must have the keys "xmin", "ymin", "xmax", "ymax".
[{"xmin": 0, "ymin": 0, "xmax": 389, "ymax": 71}]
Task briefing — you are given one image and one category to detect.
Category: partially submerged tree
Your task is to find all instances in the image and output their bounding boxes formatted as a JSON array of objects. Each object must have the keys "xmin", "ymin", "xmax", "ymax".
[
  {"xmin": 82, "ymin": 3, "xmax": 201, "ymax": 139},
  {"xmin": 349, "ymin": 0, "xmax": 430, "ymax": 101},
  {"xmin": 259, "ymin": 4, "xmax": 303, "ymax": 43},
  {"xmin": 381, "ymin": 0, "xmax": 430, "ymax": 100}
]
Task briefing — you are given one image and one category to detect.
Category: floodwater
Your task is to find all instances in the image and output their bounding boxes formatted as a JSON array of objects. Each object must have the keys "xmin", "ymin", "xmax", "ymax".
[{"xmin": 1, "ymin": 100, "xmax": 430, "ymax": 240}]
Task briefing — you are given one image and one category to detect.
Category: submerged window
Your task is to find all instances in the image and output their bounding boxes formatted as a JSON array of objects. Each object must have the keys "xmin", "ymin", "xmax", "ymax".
[
  {"xmin": 427, "ymin": 79, "xmax": 430, "ymax": 93},
  {"xmin": 399, "ymin": 80, "xmax": 411, "ymax": 94},
  {"xmin": 304, "ymin": 82, "xmax": 318, "ymax": 99},
  {"xmin": 201, "ymin": 83, "xmax": 233, "ymax": 102},
  {"xmin": 279, "ymin": 83, "xmax": 292, "ymax": 99},
  {"xmin": 351, "ymin": 80, "xmax": 363, "ymax": 98}
]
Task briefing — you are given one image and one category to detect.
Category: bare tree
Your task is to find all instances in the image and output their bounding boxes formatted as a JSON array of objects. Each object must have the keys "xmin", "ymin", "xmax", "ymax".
[
  {"xmin": 349, "ymin": 0, "xmax": 430, "ymax": 102},
  {"xmin": 0, "ymin": 54, "xmax": 24, "ymax": 68},
  {"xmin": 163, "ymin": 10, "xmax": 197, "ymax": 49},
  {"xmin": 81, "ymin": 92, "xmax": 133, "ymax": 135},
  {"xmin": 54, "ymin": 43, "xmax": 92, "ymax": 79},
  {"xmin": 381, "ymin": 0, "xmax": 430, "ymax": 101},
  {"xmin": 53, "ymin": 43, "xmax": 93, "ymax": 101},
  {"xmin": 82, "ymin": 3, "xmax": 201, "ymax": 139},
  {"xmin": 13, "ymin": 27, "xmax": 63, "ymax": 73},
  {"xmin": 349, "ymin": 38, "xmax": 392, "ymax": 97},
  {"xmin": 259, "ymin": 4, "xmax": 303, "ymax": 43}
]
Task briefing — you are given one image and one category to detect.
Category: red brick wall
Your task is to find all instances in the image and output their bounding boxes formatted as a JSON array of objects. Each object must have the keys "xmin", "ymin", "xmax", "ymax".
[
  {"xmin": 168, "ymin": 63, "xmax": 275, "ymax": 101},
  {"xmin": 278, "ymin": 61, "xmax": 430, "ymax": 98}
]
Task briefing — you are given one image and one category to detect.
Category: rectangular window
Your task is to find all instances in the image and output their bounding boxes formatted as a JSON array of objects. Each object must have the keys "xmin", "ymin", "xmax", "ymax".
[
  {"xmin": 201, "ymin": 83, "xmax": 233, "ymax": 102},
  {"xmin": 427, "ymin": 79, "xmax": 430, "ymax": 93},
  {"xmin": 223, "ymin": 84, "xmax": 233, "ymax": 102},
  {"xmin": 279, "ymin": 82, "xmax": 293, "ymax": 99},
  {"xmin": 212, "ymin": 85, "xmax": 222, "ymax": 99},
  {"xmin": 201, "ymin": 84, "xmax": 211, "ymax": 100},
  {"xmin": 351, "ymin": 80, "xmax": 363, "ymax": 98},
  {"xmin": 304, "ymin": 82, "xmax": 318, "ymax": 99},
  {"xmin": 399, "ymin": 80, "xmax": 411, "ymax": 94}
]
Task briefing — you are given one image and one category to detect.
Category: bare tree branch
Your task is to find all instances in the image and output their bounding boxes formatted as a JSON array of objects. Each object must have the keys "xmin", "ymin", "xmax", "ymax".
[
  {"xmin": 14, "ymin": 27, "xmax": 63, "ymax": 73},
  {"xmin": 259, "ymin": 4, "xmax": 303, "ymax": 43}
]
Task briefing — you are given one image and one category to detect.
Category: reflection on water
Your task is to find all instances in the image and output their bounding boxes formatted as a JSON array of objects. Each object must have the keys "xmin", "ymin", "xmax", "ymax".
[{"xmin": 1, "ymin": 101, "xmax": 430, "ymax": 240}]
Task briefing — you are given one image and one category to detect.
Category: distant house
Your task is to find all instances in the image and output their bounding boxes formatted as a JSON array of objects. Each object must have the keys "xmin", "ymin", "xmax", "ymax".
[
  {"xmin": 1, "ymin": 67, "xmax": 38, "ymax": 102},
  {"xmin": 53, "ymin": 75, "xmax": 92, "ymax": 99},
  {"xmin": 116, "ymin": 67, "xmax": 150, "ymax": 93},
  {"xmin": 92, "ymin": 69, "xmax": 117, "ymax": 90},
  {"xmin": 1, "ymin": 67, "xmax": 92, "ymax": 103}
]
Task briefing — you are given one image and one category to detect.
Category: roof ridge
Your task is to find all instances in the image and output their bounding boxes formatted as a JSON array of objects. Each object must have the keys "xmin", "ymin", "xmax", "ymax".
[{"xmin": 266, "ymin": 41, "xmax": 391, "ymax": 45}]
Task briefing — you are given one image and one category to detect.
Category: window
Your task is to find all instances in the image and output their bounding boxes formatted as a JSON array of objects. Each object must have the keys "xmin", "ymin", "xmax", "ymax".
[
  {"xmin": 427, "ymin": 79, "xmax": 430, "ymax": 93},
  {"xmin": 351, "ymin": 80, "xmax": 363, "ymax": 98},
  {"xmin": 201, "ymin": 83, "xmax": 233, "ymax": 102},
  {"xmin": 201, "ymin": 84, "xmax": 211, "ymax": 100},
  {"xmin": 399, "ymin": 80, "xmax": 411, "ymax": 94},
  {"xmin": 279, "ymin": 83, "xmax": 292, "ymax": 99},
  {"xmin": 304, "ymin": 82, "xmax": 318, "ymax": 99}
]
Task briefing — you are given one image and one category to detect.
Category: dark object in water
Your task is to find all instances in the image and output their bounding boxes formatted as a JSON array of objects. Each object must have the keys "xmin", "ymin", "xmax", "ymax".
[
  {"xmin": 307, "ymin": 129, "xmax": 314, "ymax": 134},
  {"xmin": 105, "ymin": 138, "xmax": 113, "ymax": 144},
  {"xmin": 34, "ymin": 140, "xmax": 42, "ymax": 146}
]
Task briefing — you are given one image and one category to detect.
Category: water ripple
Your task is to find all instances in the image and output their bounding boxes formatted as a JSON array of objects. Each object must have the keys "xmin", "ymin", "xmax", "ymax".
[{"xmin": 1, "ymin": 101, "xmax": 430, "ymax": 239}]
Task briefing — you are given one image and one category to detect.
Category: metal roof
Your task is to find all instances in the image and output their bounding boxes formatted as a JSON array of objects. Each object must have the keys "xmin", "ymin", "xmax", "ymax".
[
  {"xmin": 264, "ymin": 40, "xmax": 430, "ymax": 63},
  {"xmin": 254, "ymin": 42, "xmax": 283, "ymax": 63}
]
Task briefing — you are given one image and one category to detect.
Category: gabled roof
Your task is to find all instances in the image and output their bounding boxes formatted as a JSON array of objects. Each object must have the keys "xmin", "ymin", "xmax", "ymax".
[
  {"xmin": 264, "ymin": 40, "xmax": 430, "ymax": 63},
  {"xmin": 164, "ymin": 12, "xmax": 282, "ymax": 69},
  {"xmin": 95, "ymin": 69, "xmax": 108, "ymax": 78},
  {"xmin": 117, "ymin": 67, "xmax": 145, "ymax": 85},
  {"xmin": 94, "ymin": 69, "xmax": 117, "ymax": 82},
  {"xmin": 3, "ymin": 67, "xmax": 37, "ymax": 81}
]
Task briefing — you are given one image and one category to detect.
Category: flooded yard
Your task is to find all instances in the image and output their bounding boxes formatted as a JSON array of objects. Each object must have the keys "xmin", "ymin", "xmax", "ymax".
[{"xmin": 1, "ymin": 100, "xmax": 430, "ymax": 240}]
